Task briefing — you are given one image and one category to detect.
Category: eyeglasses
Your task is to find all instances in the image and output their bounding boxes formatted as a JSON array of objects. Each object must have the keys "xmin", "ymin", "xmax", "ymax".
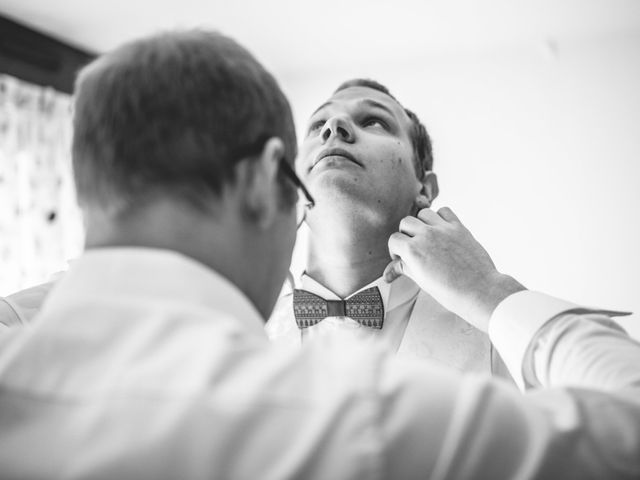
[{"xmin": 279, "ymin": 159, "xmax": 315, "ymax": 227}]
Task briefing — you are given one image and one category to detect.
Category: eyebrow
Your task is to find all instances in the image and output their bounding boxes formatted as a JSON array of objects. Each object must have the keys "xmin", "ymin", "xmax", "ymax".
[
  {"xmin": 359, "ymin": 99, "xmax": 395, "ymax": 117},
  {"xmin": 311, "ymin": 101, "xmax": 332, "ymax": 117},
  {"xmin": 310, "ymin": 98, "xmax": 396, "ymax": 119}
]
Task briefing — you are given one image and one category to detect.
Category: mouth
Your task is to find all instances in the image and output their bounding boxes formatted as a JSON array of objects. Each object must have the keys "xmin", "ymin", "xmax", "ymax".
[{"xmin": 311, "ymin": 148, "xmax": 362, "ymax": 170}]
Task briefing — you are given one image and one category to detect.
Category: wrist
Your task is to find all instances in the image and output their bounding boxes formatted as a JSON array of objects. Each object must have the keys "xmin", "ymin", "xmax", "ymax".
[{"xmin": 466, "ymin": 272, "xmax": 526, "ymax": 332}]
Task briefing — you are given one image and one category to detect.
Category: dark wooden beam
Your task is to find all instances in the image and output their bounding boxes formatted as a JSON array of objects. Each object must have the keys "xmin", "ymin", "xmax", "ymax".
[{"xmin": 0, "ymin": 14, "xmax": 95, "ymax": 94}]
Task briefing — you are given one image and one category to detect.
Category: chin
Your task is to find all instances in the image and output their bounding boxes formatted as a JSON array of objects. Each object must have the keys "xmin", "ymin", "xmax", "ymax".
[
  {"xmin": 308, "ymin": 199, "xmax": 400, "ymax": 236},
  {"xmin": 309, "ymin": 173, "xmax": 365, "ymax": 198}
]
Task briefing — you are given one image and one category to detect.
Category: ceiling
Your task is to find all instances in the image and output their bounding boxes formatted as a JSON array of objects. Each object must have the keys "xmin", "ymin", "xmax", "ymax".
[{"xmin": 1, "ymin": 0, "xmax": 639, "ymax": 77}]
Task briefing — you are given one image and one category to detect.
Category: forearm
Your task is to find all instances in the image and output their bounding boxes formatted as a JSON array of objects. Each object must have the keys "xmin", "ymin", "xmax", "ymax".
[
  {"xmin": 392, "ymin": 360, "xmax": 640, "ymax": 479},
  {"xmin": 529, "ymin": 312, "xmax": 640, "ymax": 390},
  {"xmin": 489, "ymin": 290, "xmax": 636, "ymax": 391},
  {"xmin": 439, "ymin": 378, "xmax": 640, "ymax": 479}
]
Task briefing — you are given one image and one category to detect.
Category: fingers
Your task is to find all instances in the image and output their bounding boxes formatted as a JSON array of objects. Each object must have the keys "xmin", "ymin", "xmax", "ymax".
[
  {"xmin": 415, "ymin": 206, "xmax": 462, "ymax": 226},
  {"xmin": 437, "ymin": 206, "xmax": 461, "ymax": 224},
  {"xmin": 399, "ymin": 216, "xmax": 425, "ymax": 236},
  {"xmin": 388, "ymin": 231, "xmax": 412, "ymax": 261},
  {"xmin": 416, "ymin": 208, "xmax": 447, "ymax": 226},
  {"xmin": 383, "ymin": 258, "xmax": 404, "ymax": 283}
]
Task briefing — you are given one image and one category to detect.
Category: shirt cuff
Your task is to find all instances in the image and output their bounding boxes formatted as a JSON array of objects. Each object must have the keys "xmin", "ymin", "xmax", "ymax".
[{"xmin": 488, "ymin": 290, "xmax": 630, "ymax": 390}]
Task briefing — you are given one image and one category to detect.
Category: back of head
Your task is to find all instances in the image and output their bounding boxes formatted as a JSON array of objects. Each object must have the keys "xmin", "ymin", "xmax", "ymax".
[
  {"xmin": 73, "ymin": 30, "xmax": 297, "ymax": 216},
  {"xmin": 334, "ymin": 78, "xmax": 433, "ymax": 178}
]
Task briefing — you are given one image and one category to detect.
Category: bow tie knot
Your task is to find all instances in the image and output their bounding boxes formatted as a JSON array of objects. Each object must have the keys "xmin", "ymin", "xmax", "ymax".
[{"xmin": 293, "ymin": 286, "xmax": 384, "ymax": 329}]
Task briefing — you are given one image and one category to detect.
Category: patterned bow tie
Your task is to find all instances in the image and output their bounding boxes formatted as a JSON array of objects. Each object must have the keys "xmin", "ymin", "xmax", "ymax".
[{"xmin": 292, "ymin": 286, "xmax": 384, "ymax": 329}]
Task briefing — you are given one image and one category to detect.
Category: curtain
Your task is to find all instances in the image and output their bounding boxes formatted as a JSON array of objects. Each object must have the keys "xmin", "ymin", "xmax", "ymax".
[{"xmin": 0, "ymin": 74, "xmax": 83, "ymax": 295}]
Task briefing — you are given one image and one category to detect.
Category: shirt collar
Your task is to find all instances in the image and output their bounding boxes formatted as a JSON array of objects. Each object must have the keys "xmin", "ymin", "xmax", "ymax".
[
  {"xmin": 298, "ymin": 271, "xmax": 420, "ymax": 314},
  {"xmin": 48, "ymin": 247, "xmax": 267, "ymax": 339}
]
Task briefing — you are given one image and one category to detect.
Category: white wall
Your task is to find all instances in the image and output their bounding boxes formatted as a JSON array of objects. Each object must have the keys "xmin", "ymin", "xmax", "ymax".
[{"xmin": 280, "ymin": 30, "xmax": 640, "ymax": 339}]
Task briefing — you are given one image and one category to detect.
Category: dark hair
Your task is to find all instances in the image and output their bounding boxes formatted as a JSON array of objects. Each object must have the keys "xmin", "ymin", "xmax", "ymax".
[
  {"xmin": 72, "ymin": 30, "xmax": 297, "ymax": 214},
  {"xmin": 334, "ymin": 78, "xmax": 433, "ymax": 177}
]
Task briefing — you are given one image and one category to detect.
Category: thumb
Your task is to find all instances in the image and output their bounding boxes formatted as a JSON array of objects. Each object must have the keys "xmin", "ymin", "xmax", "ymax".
[{"xmin": 383, "ymin": 258, "xmax": 404, "ymax": 283}]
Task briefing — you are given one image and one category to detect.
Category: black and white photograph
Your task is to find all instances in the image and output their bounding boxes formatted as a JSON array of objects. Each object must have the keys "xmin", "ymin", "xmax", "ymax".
[{"xmin": 0, "ymin": 1, "xmax": 639, "ymax": 478}]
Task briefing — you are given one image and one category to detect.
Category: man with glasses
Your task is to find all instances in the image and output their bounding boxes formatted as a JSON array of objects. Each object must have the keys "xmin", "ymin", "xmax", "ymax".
[
  {"xmin": 267, "ymin": 79, "xmax": 515, "ymax": 381},
  {"xmin": 1, "ymin": 30, "xmax": 640, "ymax": 479},
  {"xmin": 279, "ymin": 157, "xmax": 315, "ymax": 227},
  {"xmin": 0, "ymin": 80, "xmax": 506, "ymax": 388},
  {"xmin": 0, "ymin": 141, "xmax": 313, "ymax": 330}
]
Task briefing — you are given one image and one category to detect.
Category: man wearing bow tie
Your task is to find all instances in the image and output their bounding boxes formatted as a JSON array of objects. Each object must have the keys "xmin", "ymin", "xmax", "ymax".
[
  {"xmin": 266, "ymin": 79, "xmax": 513, "ymax": 381},
  {"xmin": 1, "ymin": 30, "xmax": 640, "ymax": 478}
]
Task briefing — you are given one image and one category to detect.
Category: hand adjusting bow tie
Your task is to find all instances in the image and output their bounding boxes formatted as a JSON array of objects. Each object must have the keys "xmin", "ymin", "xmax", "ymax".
[{"xmin": 293, "ymin": 286, "xmax": 384, "ymax": 329}]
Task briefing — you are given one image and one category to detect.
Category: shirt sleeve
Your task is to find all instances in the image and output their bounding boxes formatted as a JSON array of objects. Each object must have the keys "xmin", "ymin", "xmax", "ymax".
[
  {"xmin": 379, "ymin": 369, "xmax": 640, "ymax": 479},
  {"xmin": 376, "ymin": 292, "xmax": 640, "ymax": 479},
  {"xmin": 488, "ymin": 290, "xmax": 632, "ymax": 390}
]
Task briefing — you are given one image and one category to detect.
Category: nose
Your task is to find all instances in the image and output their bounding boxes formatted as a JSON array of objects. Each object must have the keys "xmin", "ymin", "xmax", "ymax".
[{"xmin": 320, "ymin": 116, "xmax": 354, "ymax": 144}]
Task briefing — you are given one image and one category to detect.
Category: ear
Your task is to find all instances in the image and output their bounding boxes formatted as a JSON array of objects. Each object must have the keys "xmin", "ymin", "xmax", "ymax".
[
  {"xmin": 419, "ymin": 171, "xmax": 439, "ymax": 207},
  {"xmin": 240, "ymin": 137, "xmax": 284, "ymax": 229}
]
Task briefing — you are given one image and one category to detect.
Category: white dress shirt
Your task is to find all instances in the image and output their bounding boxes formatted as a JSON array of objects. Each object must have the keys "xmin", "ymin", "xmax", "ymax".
[
  {"xmin": 0, "ymin": 248, "xmax": 638, "ymax": 479},
  {"xmin": 268, "ymin": 273, "xmax": 420, "ymax": 353},
  {"xmin": 267, "ymin": 273, "xmax": 513, "ymax": 381},
  {"xmin": 0, "ymin": 281, "xmax": 56, "ymax": 328},
  {"xmin": 2, "ymin": 272, "xmax": 510, "ymax": 380}
]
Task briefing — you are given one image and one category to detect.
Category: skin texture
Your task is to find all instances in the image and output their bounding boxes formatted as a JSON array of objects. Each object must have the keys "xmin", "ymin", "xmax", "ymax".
[
  {"xmin": 295, "ymin": 85, "xmax": 521, "ymax": 323},
  {"xmin": 386, "ymin": 206, "xmax": 525, "ymax": 332},
  {"xmin": 300, "ymin": 86, "xmax": 422, "ymax": 230},
  {"xmin": 297, "ymin": 86, "xmax": 437, "ymax": 298},
  {"xmin": 85, "ymin": 138, "xmax": 298, "ymax": 320}
]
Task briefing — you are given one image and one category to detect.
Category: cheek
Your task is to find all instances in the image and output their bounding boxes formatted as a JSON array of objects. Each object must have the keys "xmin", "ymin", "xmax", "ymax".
[
  {"xmin": 377, "ymin": 149, "xmax": 417, "ymax": 182},
  {"xmin": 374, "ymin": 141, "xmax": 413, "ymax": 169},
  {"xmin": 378, "ymin": 154, "xmax": 421, "ymax": 201},
  {"xmin": 389, "ymin": 155, "xmax": 407, "ymax": 172}
]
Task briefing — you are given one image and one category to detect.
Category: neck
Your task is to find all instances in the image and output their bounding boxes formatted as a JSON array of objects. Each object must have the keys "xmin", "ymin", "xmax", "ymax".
[
  {"xmin": 305, "ymin": 220, "xmax": 394, "ymax": 298},
  {"xmin": 82, "ymin": 198, "xmax": 273, "ymax": 320},
  {"xmin": 84, "ymin": 200, "xmax": 234, "ymax": 269}
]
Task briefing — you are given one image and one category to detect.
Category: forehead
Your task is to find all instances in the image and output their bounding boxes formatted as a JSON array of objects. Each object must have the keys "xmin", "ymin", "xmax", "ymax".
[{"xmin": 313, "ymin": 86, "xmax": 412, "ymax": 127}]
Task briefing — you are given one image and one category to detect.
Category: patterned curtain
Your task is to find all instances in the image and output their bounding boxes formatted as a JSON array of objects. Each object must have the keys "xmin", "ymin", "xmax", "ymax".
[{"xmin": 0, "ymin": 74, "xmax": 83, "ymax": 295}]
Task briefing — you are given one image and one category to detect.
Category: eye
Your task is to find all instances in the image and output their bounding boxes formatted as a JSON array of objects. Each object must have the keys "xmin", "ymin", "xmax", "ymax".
[
  {"xmin": 307, "ymin": 120, "xmax": 325, "ymax": 135},
  {"xmin": 362, "ymin": 117, "xmax": 388, "ymax": 129}
]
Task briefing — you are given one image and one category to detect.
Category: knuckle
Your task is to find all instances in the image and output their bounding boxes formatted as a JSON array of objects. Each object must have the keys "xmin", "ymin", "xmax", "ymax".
[
  {"xmin": 416, "ymin": 209, "xmax": 431, "ymax": 222},
  {"xmin": 388, "ymin": 232, "xmax": 402, "ymax": 249}
]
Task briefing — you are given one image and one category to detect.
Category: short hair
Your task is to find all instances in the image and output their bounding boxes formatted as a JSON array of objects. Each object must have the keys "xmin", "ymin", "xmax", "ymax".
[
  {"xmin": 334, "ymin": 79, "xmax": 433, "ymax": 177},
  {"xmin": 72, "ymin": 30, "xmax": 297, "ymax": 214}
]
